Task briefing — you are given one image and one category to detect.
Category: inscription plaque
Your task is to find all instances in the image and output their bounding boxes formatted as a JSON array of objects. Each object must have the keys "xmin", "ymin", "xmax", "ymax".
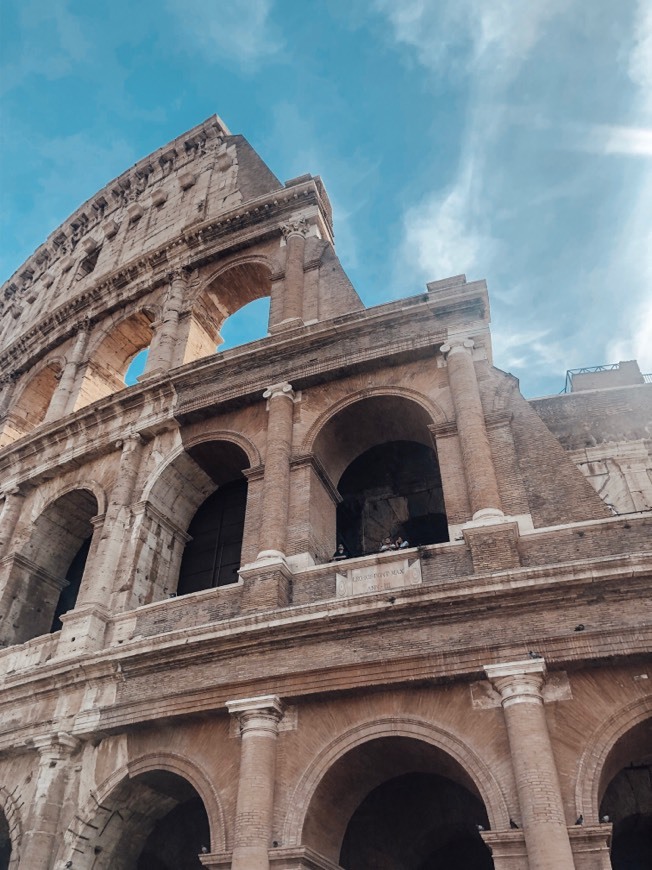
[{"xmin": 336, "ymin": 558, "xmax": 422, "ymax": 598}]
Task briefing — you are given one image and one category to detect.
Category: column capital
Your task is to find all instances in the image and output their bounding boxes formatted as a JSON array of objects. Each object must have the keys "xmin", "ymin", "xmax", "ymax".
[
  {"xmin": 167, "ymin": 266, "xmax": 190, "ymax": 284},
  {"xmin": 226, "ymin": 695, "xmax": 284, "ymax": 737},
  {"xmin": 33, "ymin": 731, "xmax": 79, "ymax": 759},
  {"xmin": 74, "ymin": 315, "xmax": 92, "ymax": 334},
  {"xmin": 263, "ymin": 381, "xmax": 296, "ymax": 402},
  {"xmin": 280, "ymin": 218, "xmax": 311, "ymax": 240},
  {"xmin": 115, "ymin": 432, "xmax": 145, "ymax": 452},
  {"xmin": 440, "ymin": 337, "xmax": 475, "ymax": 357},
  {"xmin": 1, "ymin": 484, "xmax": 24, "ymax": 499},
  {"xmin": 485, "ymin": 658, "xmax": 547, "ymax": 707}
]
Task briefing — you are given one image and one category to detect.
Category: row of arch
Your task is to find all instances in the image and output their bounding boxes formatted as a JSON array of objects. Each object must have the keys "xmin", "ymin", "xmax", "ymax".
[
  {"xmin": 1, "ymin": 707, "xmax": 649, "ymax": 868},
  {"xmin": 1, "ymin": 259, "xmax": 275, "ymax": 447},
  {"xmin": 2, "ymin": 393, "xmax": 451, "ymax": 647}
]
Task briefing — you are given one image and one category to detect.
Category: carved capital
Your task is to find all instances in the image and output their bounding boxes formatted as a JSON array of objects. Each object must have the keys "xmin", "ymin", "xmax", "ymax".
[
  {"xmin": 280, "ymin": 218, "xmax": 311, "ymax": 240},
  {"xmin": 440, "ymin": 337, "xmax": 475, "ymax": 358},
  {"xmin": 263, "ymin": 381, "xmax": 296, "ymax": 403},
  {"xmin": 226, "ymin": 695, "xmax": 284, "ymax": 738},
  {"xmin": 33, "ymin": 731, "xmax": 79, "ymax": 760},
  {"xmin": 484, "ymin": 658, "xmax": 547, "ymax": 708}
]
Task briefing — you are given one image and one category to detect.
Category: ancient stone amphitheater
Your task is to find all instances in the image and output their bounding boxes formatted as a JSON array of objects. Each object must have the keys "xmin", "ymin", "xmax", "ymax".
[{"xmin": 0, "ymin": 116, "xmax": 650, "ymax": 870}]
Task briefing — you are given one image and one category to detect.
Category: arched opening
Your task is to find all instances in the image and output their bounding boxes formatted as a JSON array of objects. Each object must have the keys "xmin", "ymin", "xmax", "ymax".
[
  {"xmin": 141, "ymin": 440, "xmax": 251, "ymax": 602},
  {"xmin": 177, "ymin": 477, "xmax": 247, "ymax": 594},
  {"xmin": 301, "ymin": 736, "xmax": 493, "ymax": 869},
  {"xmin": 599, "ymin": 718, "xmax": 652, "ymax": 869},
  {"xmin": 184, "ymin": 261, "xmax": 271, "ymax": 363},
  {"xmin": 218, "ymin": 296, "xmax": 271, "ymax": 351},
  {"xmin": 125, "ymin": 347, "xmax": 150, "ymax": 385},
  {"xmin": 2, "ymin": 489, "xmax": 98, "ymax": 645},
  {"xmin": 74, "ymin": 310, "xmax": 154, "ymax": 409},
  {"xmin": 0, "ymin": 361, "xmax": 61, "ymax": 447},
  {"xmin": 337, "ymin": 441, "xmax": 448, "ymax": 556},
  {"xmin": 312, "ymin": 396, "xmax": 448, "ymax": 558},
  {"xmin": 66, "ymin": 770, "xmax": 212, "ymax": 869}
]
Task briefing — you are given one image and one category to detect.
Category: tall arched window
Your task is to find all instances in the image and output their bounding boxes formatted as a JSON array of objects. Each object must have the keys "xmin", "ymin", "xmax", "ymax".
[{"xmin": 1, "ymin": 488, "xmax": 98, "ymax": 646}]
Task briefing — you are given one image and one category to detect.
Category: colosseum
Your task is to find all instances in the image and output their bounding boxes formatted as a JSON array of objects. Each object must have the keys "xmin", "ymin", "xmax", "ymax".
[{"xmin": 0, "ymin": 115, "xmax": 650, "ymax": 870}]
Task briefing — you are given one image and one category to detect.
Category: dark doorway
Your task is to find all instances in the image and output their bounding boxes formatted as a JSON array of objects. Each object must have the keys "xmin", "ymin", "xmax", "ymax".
[
  {"xmin": 137, "ymin": 795, "xmax": 210, "ymax": 870},
  {"xmin": 337, "ymin": 441, "xmax": 448, "ymax": 556},
  {"xmin": 50, "ymin": 535, "xmax": 92, "ymax": 632},
  {"xmin": 601, "ymin": 763, "xmax": 652, "ymax": 869},
  {"xmin": 177, "ymin": 478, "xmax": 247, "ymax": 594},
  {"xmin": 340, "ymin": 772, "xmax": 492, "ymax": 870}
]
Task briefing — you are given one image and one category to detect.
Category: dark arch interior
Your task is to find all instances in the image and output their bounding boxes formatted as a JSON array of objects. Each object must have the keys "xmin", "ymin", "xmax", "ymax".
[
  {"xmin": 177, "ymin": 479, "xmax": 247, "ymax": 594},
  {"xmin": 15, "ymin": 488, "xmax": 97, "ymax": 643},
  {"xmin": 50, "ymin": 535, "xmax": 92, "ymax": 632},
  {"xmin": 137, "ymin": 796, "xmax": 209, "ymax": 869},
  {"xmin": 77, "ymin": 770, "xmax": 210, "ymax": 869},
  {"xmin": 599, "ymin": 719, "xmax": 652, "ymax": 870},
  {"xmin": 0, "ymin": 809, "xmax": 11, "ymax": 870},
  {"xmin": 337, "ymin": 440, "xmax": 448, "ymax": 556},
  {"xmin": 176, "ymin": 441, "xmax": 249, "ymax": 595},
  {"xmin": 340, "ymin": 772, "xmax": 492, "ymax": 870}
]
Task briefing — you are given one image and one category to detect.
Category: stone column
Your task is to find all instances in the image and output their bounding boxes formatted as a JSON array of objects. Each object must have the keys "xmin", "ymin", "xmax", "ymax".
[
  {"xmin": 441, "ymin": 338, "xmax": 503, "ymax": 520},
  {"xmin": 19, "ymin": 732, "xmax": 79, "ymax": 870},
  {"xmin": 0, "ymin": 373, "xmax": 18, "ymax": 419},
  {"xmin": 0, "ymin": 486, "xmax": 25, "ymax": 559},
  {"xmin": 144, "ymin": 268, "xmax": 189, "ymax": 375},
  {"xmin": 44, "ymin": 319, "xmax": 91, "ymax": 421},
  {"xmin": 226, "ymin": 695, "xmax": 284, "ymax": 870},
  {"xmin": 278, "ymin": 220, "xmax": 309, "ymax": 327},
  {"xmin": 485, "ymin": 659, "xmax": 575, "ymax": 870},
  {"xmin": 257, "ymin": 383, "xmax": 296, "ymax": 560}
]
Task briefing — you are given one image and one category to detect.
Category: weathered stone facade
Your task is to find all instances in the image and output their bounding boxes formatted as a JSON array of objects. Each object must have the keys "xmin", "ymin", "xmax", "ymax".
[{"xmin": 0, "ymin": 116, "xmax": 650, "ymax": 869}]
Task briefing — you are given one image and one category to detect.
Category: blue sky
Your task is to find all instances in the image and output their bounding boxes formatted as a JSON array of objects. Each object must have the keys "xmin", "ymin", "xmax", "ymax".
[{"xmin": 1, "ymin": 0, "xmax": 650, "ymax": 397}]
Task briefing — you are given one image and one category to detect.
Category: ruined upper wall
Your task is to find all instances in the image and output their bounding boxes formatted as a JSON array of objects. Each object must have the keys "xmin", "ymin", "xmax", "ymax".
[
  {"xmin": 530, "ymin": 383, "xmax": 652, "ymax": 450},
  {"xmin": 0, "ymin": 115, "xmax": 284, "ymax": 346}
]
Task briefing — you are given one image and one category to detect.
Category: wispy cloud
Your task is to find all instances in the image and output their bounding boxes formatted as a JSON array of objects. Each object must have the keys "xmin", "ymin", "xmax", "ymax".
[
  {"xmin": 376, "ymin": 0, "xmax": 652, "ymax": 394},
  {"xmin": 574, "ymin": 124, "xmax": 652, "ymax": 158},
  {"xmin": 0, "ymin": 0, "xmax": 92, "ymax": 96},
  {"xmin": 165, "ymin": 0, "xmax": 283, "ymax": 70}
]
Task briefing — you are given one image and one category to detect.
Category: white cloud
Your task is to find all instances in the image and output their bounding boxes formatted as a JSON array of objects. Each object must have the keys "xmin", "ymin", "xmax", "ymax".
[
  {"xmin": 400, "ymin": 158, "xmax": 492, "ymax": 280},
  {"xmin": 380, "ymin": 1, "xmax": 564, "ymax": 289},
  {"xmin": 628, "ymin": 0, "xmax": 652, "ymax": 114},
  {"xmin": 377, "ymin": 0, "xmax": 652, "ymax": 391},
  {"xmin": 374, "ymin": 0, "xmax": 565, "ymax": 84},
  {"xmin": 575, "ymin": 124, "xmax": 652, "ymax": 157},
  {"xmin": 166, "ymin": 0, "xmax": 283, "ymax": 69}
]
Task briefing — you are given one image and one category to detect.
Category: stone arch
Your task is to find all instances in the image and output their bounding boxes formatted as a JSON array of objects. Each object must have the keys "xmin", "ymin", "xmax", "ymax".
[
  {"xmin": 575, "ymin": 695, "xmax": 652, "ymax": 822},
  {"xmin": 1, "ymin": 486, "xmax": 100, "ymax": 646},
  {"xmin": 0, "ymin": 786, "xmax": 23, "ymax": 870},
  {"xmin": 29, "ymin": 477, "xmax": 107, "ymax": 524},
  {"xmin": 183, "ymin": 255, "xmax": 274, "ymax": 362},
  {"xmin": 180, "ymin": 427, "xmax": 261, "ymax": 470},
  {"xmin": 59, "ymin": 751, "xmax": 226, "ymax": 868},
  {"xmin": 132, "ymin": 434, "xmax": 254, "ymax": 603},
  {"xmin": 304, "ymin": 391, "xmax": 450, "ymax": 556},
  {"xmin": 0, "ymin": 356, "xmax": 64, "ymax": 446},
  {"xmin": 73, "ymin": 306, "xmax": 157, "ymax": 410},
  {"xmin": 302, "ymin": 386, "xmax": 449, "ymax": 461},
  {"xmin": 283, "ymin": 716, "xmax": 511, "ymax": 855}
]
